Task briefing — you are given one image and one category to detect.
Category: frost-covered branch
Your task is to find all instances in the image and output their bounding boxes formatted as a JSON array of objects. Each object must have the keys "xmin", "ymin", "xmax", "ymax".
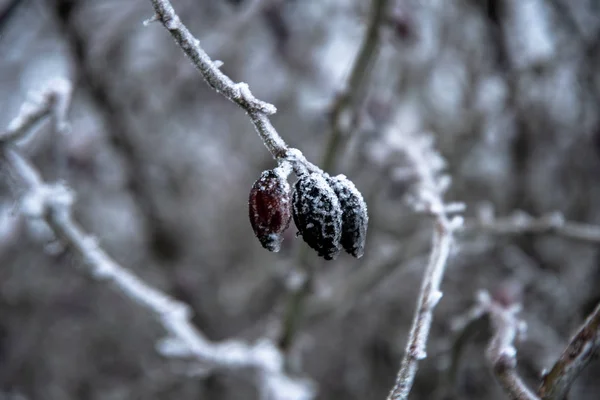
[
  {"xmin": 538, "ymin": 301, "xmax": 600, "ymax": 400},
  {"xmin": 146, "ymin": 0, "xmax": 320, "ymax": 176},
  {"xmin": 448, "ymin": 289, "xmax": 539, "ymax": 400},
  {"xmin": 386, "ymin": 132, "xmax": 463, "ymax": 400},
  {"xmin": 0, "ymin": 78, "xmax": 71, "ymax": 142},
  {"xmin": 477, "ymin": 291, "xmax": 540, "ymax": 400},
  {"xmin": 469, "ymin": 208, "xmax": 600, "ymax": 244},
  {"xmin": 1, "ymin": 80, "xmax": 314, "ymax": 400}
]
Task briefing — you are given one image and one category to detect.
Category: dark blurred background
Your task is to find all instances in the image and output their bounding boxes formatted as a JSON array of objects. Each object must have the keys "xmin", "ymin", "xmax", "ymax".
[{"xmin": 0, "ymin": 0, "xmax": 599, "ymax": 399}]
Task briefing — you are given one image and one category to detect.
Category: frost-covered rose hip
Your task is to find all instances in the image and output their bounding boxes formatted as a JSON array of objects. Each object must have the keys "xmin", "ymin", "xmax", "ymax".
[
  {"xmin": 292, "ymin": 173, "xmax": 343, "ymax": 260},
  {"xmin": 249, "ymin": 168, "xmax": 292, "ymax": 252},
  {"xmin": 327, "ymin": 174, "xmax": 368, "ymax": 258}
]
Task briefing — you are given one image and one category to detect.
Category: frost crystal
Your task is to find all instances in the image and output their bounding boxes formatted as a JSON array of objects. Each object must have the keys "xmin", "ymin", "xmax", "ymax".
[
  {"xmin": 292, "ymin": 173, "xmax": 342, "ymax": 260},
  {"xmin": 248, "ymin": 168, "xmax": 292, "ymax": 252},
  {"xmin": 326, "ymin": 174, "xmax": 368, "ymax": 258}
]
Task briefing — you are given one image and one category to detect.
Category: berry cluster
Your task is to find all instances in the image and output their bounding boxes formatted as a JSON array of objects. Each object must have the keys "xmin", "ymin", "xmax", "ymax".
[{"xmin": 249, "ymin": 165, "xmax": 368, "ymax": 260}]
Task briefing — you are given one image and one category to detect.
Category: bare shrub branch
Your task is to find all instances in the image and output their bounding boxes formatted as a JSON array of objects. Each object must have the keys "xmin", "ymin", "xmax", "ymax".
[
  {"xmin": 148, "ymin": 0, "xmax": 305, "ymax": 166},
  {"xmin": 386, "ymin": 132, "xmax": 463, "ymax": 400},
  {"xmin": 0, "ymin": 78, "xmax": 72, "ymax": 142},
  {"xmin": 1, "ymin": 80, "xmax": 315, "ymax": 400},
  {"xmin": 469, "ymin": 209, "xmax": 600, "ymax": 244},
  {"xmin": 539, "ymin": 301, "xmax": 600, "ymax": 400},
  {"xmin": 479, "ymin": 291, "xmax": 540, "ymax": 400},
  {"xmin": 321, "ymin": 0, "xmax": 390, "ymax": 170},
  {"xmin": 454, "ymin": 290, "xmax": 539, "ymax": 400}
]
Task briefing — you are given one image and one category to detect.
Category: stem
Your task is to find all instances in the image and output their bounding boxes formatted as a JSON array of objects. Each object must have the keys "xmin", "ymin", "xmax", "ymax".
[
  {"xmin": 148, "ymin": 0, "xmax": 289, "ymax": 159},
  {"xmin": 387, "ymin": 217, "xmax": 454, "ymax": 400},
  {"xmin": 321, "ymin": 0, "xmax": 389, "ymax": 171},
  {"xmin": 539, "ymin": 302, "xmax": 600, "ymax": 400}
]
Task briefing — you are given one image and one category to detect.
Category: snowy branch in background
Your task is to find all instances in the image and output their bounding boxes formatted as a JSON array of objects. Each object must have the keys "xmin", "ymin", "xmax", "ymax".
[
  {"xmin": 468, "ymin": 207, "xmax": 600, "ymax": 244},
  {"xmin": 539, "ymin": 301, "xmax": 600, "ymax": 400},
  {"xmin": 477, "ymin": 290, "xmax": 541, "ymax": 400},
  {"xmin": 0, "ymin": 78, "xmax": 71, "ymax": 142},
  {"xmin": 321, "ymin": 0, "xmax": 389, "ymax": 170},
  {"xmin": 0, "ymin": 80, "xmax": 315, "ymax": 400},
  {"xmin": 386, "ymin": 132, "xmax": 464, "ymax": 400}
]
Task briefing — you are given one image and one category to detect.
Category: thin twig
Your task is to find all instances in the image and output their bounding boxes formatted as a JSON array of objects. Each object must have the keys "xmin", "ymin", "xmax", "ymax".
[
  {"xmin": 469, "ymin": 209, "xmax": 600, "ymax": 244},
  {"xmin": 321, "ymin": 0, "xmax": 389, "ymax": 171},
  {"xmin": 276, "ymin": 0, "xmax": 390, "ymax": 357},
  {"xmin": 0, "ymin": 78, "xmax": 71, "ymax": 142},
  {"xmin": 538, "ymin": 301, "xmax": 600, "ymax": 400},
  {"xmin": 148, "ymin": 0, "xmax": 298, "ymax": 164},
  {"xmin": 478, "ymin": 291, "xmax": 540, "ymax": 400},
  {"xmin": 386, "ymin": 213, "xmax": 455, "ymax": 400},
  {"xmin": 386, "ymin": 132, "xmax": 463, "ymax": 400},
  {"xmin": 2, "ymin": 80, "xmax": 315, "ymax": 400}
]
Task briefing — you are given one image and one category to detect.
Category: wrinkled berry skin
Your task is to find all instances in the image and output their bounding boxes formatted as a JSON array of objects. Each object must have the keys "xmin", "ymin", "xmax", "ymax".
[
  {"xmin": 292, "ymin": 173, "xmax": 342, "ymax": 260},
  {"xmin": 249, "ymin": 169, "xmax": 292, "ymax": 252},
  {"xmin": 327, "ymin": 174, "xmax": 368, "ymax": 258}
]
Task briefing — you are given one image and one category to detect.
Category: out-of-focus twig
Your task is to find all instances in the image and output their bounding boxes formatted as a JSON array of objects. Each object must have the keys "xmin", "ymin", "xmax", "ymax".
[
  {"xmin": 386, "ymin": 132, "xmax": 464, "ymax": 400},
  {"xmin": 478, "ymin": 290, "xmax": 540, "ymax": 400},
  {"xmin": 454, "ymin": 290, "xmax": 538, "ymax": 400},
  {"xmin": 54, "ymin": 0, "xmax": 184, "ymax": 261},
  {"xmin": 538, "ymin": 301, "xmax": 600, "ymax": 400},
  {"xmin": 321, "ymin": 0, "xmax": 389, "ymax": 172},
  {"xmin": 467, "ymin": 209, "xmax": 600, "ymax": 244},
  {"xmin": 387, "ymin": 211, "xmax": 457, "ymax": 400},
  {"xmin": 275, "ymin": 0, "xmax": 390, "ymax": 359},
  {"xmin": 204, "ymin": 0, "xmax": 276, "ymax": 56},
  {"xmin": 1, "ymin": 80, "xmax": 315, "ymax": 400},
  {"xmin": 304, "ymin": 238, "xmax": 426, "ymax": 324},
  {"xmin": 0, "ymin": 78, "xmax": 71, "ymax": 142}
]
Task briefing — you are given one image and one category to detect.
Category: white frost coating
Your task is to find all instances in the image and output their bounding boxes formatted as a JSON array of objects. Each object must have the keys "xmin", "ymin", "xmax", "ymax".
[
  {"xmin": 429, "ymin": 291, "xmax": 443, "ymax": 308},
  {"xmin": 449, "ymin": 215, "xmax": 464, "ymax": 230},
  {"xmin": 236, "ymin": 82, "xmax": 277, "ymax": 115},
  {"xmin": 261, "ymin": 371, "xmax": 316, "ymax": 400},
  {"xmin": 292, "ymin": 173, "xmax": 343, "ymax": 259},
  {"xmin": 21, "ymin": 188, "xmax": 47, "ymax": 219},
  {"xmin": 251, "ymin": 339, "xmax": 282, "ymax": 372},
  {"xmin": 165, "ymin": 14, "xmax": 180, "ymax": 30},
  {"xmin": 502, "ymin": 346, "xmax": 517, "ymax": 359},
  {"xmin": 20, "ymin": 183, "xmax": 74, "ymax": 220},
  {"xmin": 274, "ymin": 161, "xmax": 292, "ymax": 179},
  {"xmin": 157, "ymin": 337, "xmax": 195, "ymax": 357},
  {"xmin": 142, "ymin": 14, "xmax": 159, "ymax": 26},
  {"xmin": 327, "ymin": 174, "xmax": 368, "ymax": 258}
]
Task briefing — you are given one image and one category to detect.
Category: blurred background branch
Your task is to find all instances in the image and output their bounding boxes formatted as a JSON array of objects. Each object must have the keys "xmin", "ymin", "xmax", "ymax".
[
  {"xmin": 1, "ymin": 79, "xmax": 314, "ymax": 400},
  {"xmin": 539, "ymin": 302, "xmax": 600, "ymax": 400}
]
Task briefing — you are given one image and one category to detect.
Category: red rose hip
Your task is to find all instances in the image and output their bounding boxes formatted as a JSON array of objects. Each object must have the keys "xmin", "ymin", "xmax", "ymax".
[{"xmin": 249, "ymin": 168, "xmax": 292, "ymax": 252}]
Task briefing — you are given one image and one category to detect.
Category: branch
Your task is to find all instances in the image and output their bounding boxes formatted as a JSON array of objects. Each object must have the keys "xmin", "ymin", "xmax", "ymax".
[
  {"xmin": 321, "ymin": 0, "xmax": 390, "ymax": 171},
  {"xmin": 0, "ymin": 78, "xmax": 71, "ymax": 142},
  {"xmin": 469, "ymin": 209, "xmax": 600, "ymax": 244},
  {"xmin": 386, "ymin": 132, "xmax": 463, "ymax": 400},
  {"xmin": 386, "ymin": 212, "xmax": 457, "ymax": 400},
  {"xmin": 147, "ymin": 0, "xmax": 313, "ymax": 169},
  {"xmin": 2, "ymin": 80, "xmax": 315, "ymax": 400},
  {"xmin": 538, "ymin": 301, "xmax": 600, "ymax": 400},
  {"xmin": 479, "ymin": 291, "xmax": 540, "ymax": 400}
]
